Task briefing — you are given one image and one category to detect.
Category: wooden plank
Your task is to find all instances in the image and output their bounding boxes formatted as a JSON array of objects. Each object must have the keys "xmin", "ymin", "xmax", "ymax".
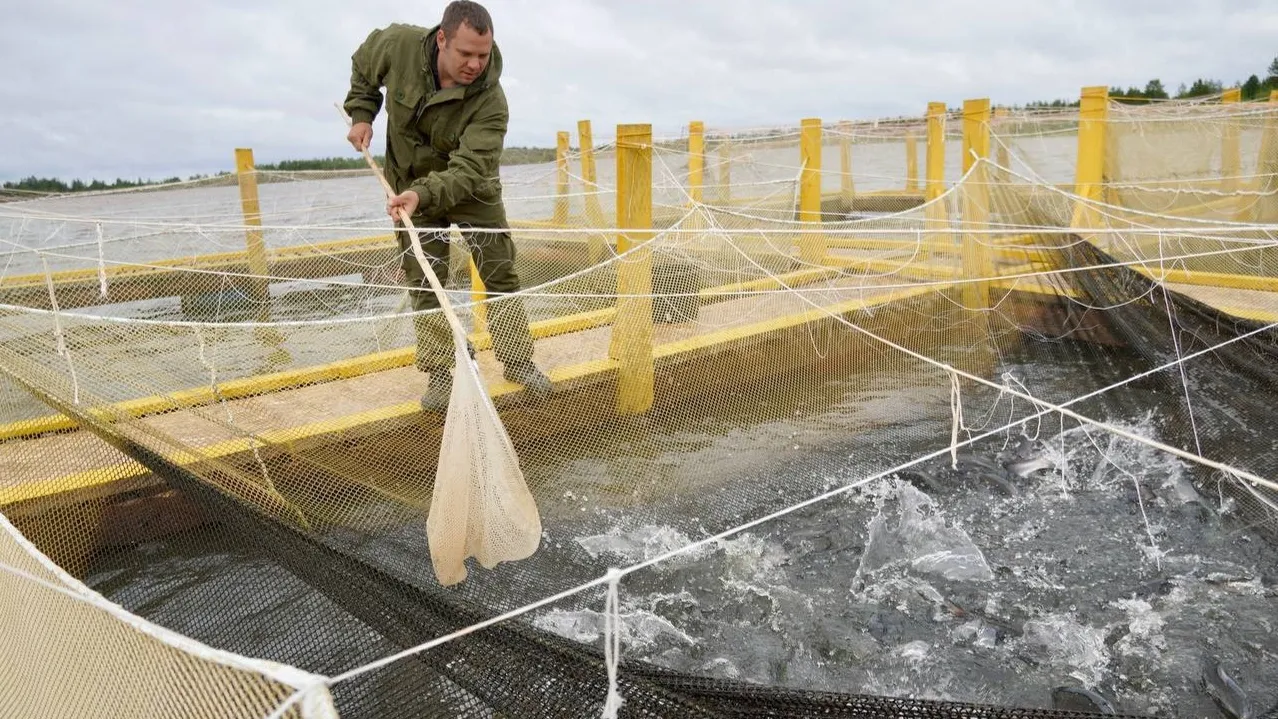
[
  {"xmin": 990, "ymin": 276, "xmax": 1278, "ymax": 322},
  {"xmin": 1165, "ymin": 283, "xmax": 1278, "ymax": 322}
]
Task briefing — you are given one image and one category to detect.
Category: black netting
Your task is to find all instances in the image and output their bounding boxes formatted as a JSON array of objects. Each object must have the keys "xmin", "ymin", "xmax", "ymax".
[
  {"xmin": 94, "ymin": 437, "xmax": 1160, "ymax": 719},
  {"xmin": 1048, "ymin": 239, "xmax": 1278, "ymax": 507}
]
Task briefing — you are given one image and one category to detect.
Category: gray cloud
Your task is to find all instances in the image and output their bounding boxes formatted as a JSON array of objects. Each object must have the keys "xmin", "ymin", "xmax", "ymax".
[{"xmin": 2, "ymin": 0, "xmax": 1276, "ymax": 182}]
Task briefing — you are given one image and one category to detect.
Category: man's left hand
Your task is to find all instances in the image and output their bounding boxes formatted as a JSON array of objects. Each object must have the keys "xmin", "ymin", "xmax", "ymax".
[{"xmin": 387, "ymin": 190, "xmax": 420, "ymax": 220}]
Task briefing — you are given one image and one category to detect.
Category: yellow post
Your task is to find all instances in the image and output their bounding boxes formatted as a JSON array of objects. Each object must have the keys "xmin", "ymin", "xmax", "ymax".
[
  {"xmin": 924, "ymin": 102, "xmax": 949, "ymax": 263},
  {"xmin": 799, "ymin": 118, "xmax": 825, "ymax": 264},
  {"xmin": 1070, "ymin": 86, "xmax": 1109, "ymax": 231},
  {"xmin": 717, "ymin": 140, "xmax": 732, "ymax": 204},
  {"xmin": 469, "ymin": 256, "xmax": 487, "ymax": 332},
  {"xmin": 1244, "ymin": 90, "xmax": 1278, "ymax": 223},
  {"xmin": 688, "ymin": 121, "xmax": 705, "ymax": 205},
  {"xmin": 905, "ymin": 131, "xmax": 919, "ymax": 192},
  {"xmin": 960, "ymin": 99, "xmax": 993, "ymax": 311},
  {"xmin": 611, "ymin": 123, "xmax": 654, "ymax": 415},
  {"xmin": 1221, "ymin": 87, "xmax": 1242, "ymax": 194},
  {"xmin": 578, "ymin": 119, "xmax": 607, "ymax": 263},
  {"xmin": 925, "ymin": 103, "xmax": 947, "ymax": 203},
  {"xmin": 554, "ymin": 130, "xmax": 570, "ymax": 226},
  {"xmin": 839, "ymin": 120, "xmax": 855, "ymax": 203},
  {"xmin": 234, "ymin": 148, "xmax": 270, "ymax": 317},
  {"xmin": 443, "ymin": 228, "xmax": 488, "ymax": 334},
  {"xmin": 961, "ymin": 98, "xmax": 991, "ymax": 176}
]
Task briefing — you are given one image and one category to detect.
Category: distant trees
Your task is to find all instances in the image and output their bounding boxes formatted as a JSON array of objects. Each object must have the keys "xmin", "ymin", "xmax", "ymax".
[
  {"xmin": 1, "ymin": 171, "xmax": 234, "ymax": 195},
  {"xmin": 2, "ymin": 146, "xmax": 560, "ymax": 195},
  {"xmin": 1025, "ymin": 55, "xmax": 1277, "ymax": 108},
  {"xmin": 1243, "ymin": 75, "xmax": 1262, "ymax": 100}
]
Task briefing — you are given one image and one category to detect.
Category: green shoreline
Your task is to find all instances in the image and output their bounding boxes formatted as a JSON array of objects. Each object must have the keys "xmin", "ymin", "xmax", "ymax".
[{"xmin": 1, "ymin": 147, "xmax": 559, "ymax": 197}]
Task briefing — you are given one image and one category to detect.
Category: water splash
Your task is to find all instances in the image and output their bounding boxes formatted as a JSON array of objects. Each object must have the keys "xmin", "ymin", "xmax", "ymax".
[{"xmin": 855, "ymin": 480, "xmax": 995, "ymax": 585}]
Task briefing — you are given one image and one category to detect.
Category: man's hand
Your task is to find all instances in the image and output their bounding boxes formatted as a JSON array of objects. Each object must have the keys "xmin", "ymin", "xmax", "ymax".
[
  {"xmin": 347, "ymin": 121, "xmax": 373, "ymax": 151},
  {"xmin": 386, "ymin": 190, "xmax": 420, "ymax": 220}
]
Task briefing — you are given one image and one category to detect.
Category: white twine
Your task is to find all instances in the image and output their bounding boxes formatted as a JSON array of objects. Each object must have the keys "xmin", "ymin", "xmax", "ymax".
[
  {"xmin": 95, "ymin": 221, "xmax": 108, "ymax": 299},
  {"xmin": 196, "ymin": 326, "xmax": 216, "ymax": 387},
  {"xmin": 947, "ymin": 366, "xmax": 965, "ymax": 469},
  {"xmin": 196, "ymin": 325, "xmax": 287, "ymax": 502},
  {"xmin": 601, "ymin": 567, "xmax": 625, "ymax": 719}
]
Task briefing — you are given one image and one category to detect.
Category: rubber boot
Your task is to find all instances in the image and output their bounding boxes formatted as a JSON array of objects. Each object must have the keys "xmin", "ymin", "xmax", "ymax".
[
  {"xmin": 420, "ymin": 370, "xmax": 454, "ymax": 413},
  {"xmin": 502, "ymin": 361, "xmax": 551, "ymax": 401}
]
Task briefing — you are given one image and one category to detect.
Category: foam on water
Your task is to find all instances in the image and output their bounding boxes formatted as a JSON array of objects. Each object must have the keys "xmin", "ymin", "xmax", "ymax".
[{"xmin": 534, "ymin": 415, "xmax": 1278, "ymax": 715}]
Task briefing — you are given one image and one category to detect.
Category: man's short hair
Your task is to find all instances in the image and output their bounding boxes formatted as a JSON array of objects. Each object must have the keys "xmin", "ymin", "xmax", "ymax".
[{"xmin": 441, "ymin": 1, "xmax": 493, "ymax": 39}]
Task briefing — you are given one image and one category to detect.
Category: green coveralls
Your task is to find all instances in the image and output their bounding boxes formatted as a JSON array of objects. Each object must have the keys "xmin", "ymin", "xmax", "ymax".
[{"xmin": 343, "ymin": 22, "xmax": 534, "ymax": 372}]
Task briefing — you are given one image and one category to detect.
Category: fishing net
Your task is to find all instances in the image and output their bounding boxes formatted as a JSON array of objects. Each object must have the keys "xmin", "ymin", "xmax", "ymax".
[{"xmin": 1, "ymin": 90, "xmax": 1277, "ymax": 718}]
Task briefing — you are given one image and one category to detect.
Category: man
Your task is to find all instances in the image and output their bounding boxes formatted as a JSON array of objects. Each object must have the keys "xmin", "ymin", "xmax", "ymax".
[{"xmin": 343, "ymin": 0, "xmax": 551, "ymax": 412}]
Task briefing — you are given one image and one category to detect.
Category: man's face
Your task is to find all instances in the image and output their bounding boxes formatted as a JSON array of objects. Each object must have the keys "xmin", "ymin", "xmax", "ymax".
[{"xmin": 438, "ymin": 23, "xmax": 492, "ymax": 86}]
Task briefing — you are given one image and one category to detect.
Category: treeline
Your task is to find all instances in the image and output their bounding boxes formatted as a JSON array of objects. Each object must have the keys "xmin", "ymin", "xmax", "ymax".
[
  {"xmin": 260, "ymin": 146, "xmax": 556, "ymax": 172},
  {"xmin": 0, "ymin": 174, "xmax": 220, "ymax": 194},
  {"xmin": 1027, "ymin": 55, "xmax": 1278, "ymax": 109},
  {"xmin": 2, "ymin": 145, "xmax": 559, "ymax": 195}
]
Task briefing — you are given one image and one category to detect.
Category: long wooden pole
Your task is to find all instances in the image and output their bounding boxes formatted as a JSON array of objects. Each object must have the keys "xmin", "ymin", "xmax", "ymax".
[{"xmin": 336, "ymin": 105, "xmax": 468, "ymax": 345}]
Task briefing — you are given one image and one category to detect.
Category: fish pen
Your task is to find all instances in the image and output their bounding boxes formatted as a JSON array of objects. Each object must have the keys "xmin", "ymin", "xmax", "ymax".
[{"xmin": 1, "ymin": 87, "xmax": 1277, "ymax": 718}]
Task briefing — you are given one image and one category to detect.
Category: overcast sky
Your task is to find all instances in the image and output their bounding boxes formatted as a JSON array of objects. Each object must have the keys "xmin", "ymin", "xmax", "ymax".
[{"xmin": 3, "ymin": 0, "xmax": 1276, "ymax": 183}]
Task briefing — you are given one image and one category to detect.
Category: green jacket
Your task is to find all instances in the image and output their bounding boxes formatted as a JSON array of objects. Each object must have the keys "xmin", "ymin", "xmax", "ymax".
[{"xmin": 343, "ymin": 23, "xmax": 507, "ymax": 222}]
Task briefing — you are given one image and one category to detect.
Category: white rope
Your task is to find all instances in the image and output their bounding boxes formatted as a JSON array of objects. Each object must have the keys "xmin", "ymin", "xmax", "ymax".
[
  {"xmin": 1227, "ymin": 468, "xmax": 1278, "ymax": 517},
  {"xmin": 947, "ymin": 366, "xmax": 965, "ymax": 469},
  {"xmin": 0, "ymin": 230, "xmax": 1273, "ymax": 336},
  {"xmin": 1088, "ymin": 429, "xmax": 1163, "ymax": 571},
  {"xmin": 1155, "ymin": 233, "xmax": 1205, "ymax": 458},
  {"xmin": 0, "ymin": 515, "xmax": 338, "ymax": 715},
  {"xmin": 94, "ymin": 222, "xmax": 108, "ymax": 299},
  {"xmin": 601, "ymin": 567, "xmax": 625, "ymax": 719},
  {"xmin": 6, "ymin": 204, "xmax": 1278, "ymax": 237}
]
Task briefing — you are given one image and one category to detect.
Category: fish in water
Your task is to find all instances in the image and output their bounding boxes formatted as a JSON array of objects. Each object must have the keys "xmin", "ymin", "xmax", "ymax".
[
  {"xmin": 1006, "ymin": 455, "xmax": 1054, "ymax": 478},
  {"xmin": 1202, "ymin": 657, "xmax": 1254, "ymax": 719},
  {"xmin": 1051, "ymin": 686, "xmax": 1117, "ymax": 714},
  {"xmin": 897, "ymin": 469, "xmax": 943, "ymax": 495},
  {"xmin": 949, "ymin": 453, "xmax": 1019, "ymax": 496}
]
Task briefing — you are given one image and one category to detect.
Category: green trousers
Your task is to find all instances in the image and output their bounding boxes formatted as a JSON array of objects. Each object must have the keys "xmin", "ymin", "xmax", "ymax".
[{"xmin": 396, "ymin": 207, "xmax": 535, "ymax": 373}]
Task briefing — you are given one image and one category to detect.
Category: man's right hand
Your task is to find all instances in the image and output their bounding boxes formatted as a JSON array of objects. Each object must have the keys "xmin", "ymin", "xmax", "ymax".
[{"xmin": 347, "ymin": 122, "xmax": 373, "ymax": 152}]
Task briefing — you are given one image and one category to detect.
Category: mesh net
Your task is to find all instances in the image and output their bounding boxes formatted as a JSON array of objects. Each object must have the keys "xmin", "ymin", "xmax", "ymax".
[
  {"xmin": 2, "ymin": 91, "xmax": 1278, "ymax": 718},
  {"xmin": 0, "ymin": 511, "xmax": 337, "ymax": 718}
]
